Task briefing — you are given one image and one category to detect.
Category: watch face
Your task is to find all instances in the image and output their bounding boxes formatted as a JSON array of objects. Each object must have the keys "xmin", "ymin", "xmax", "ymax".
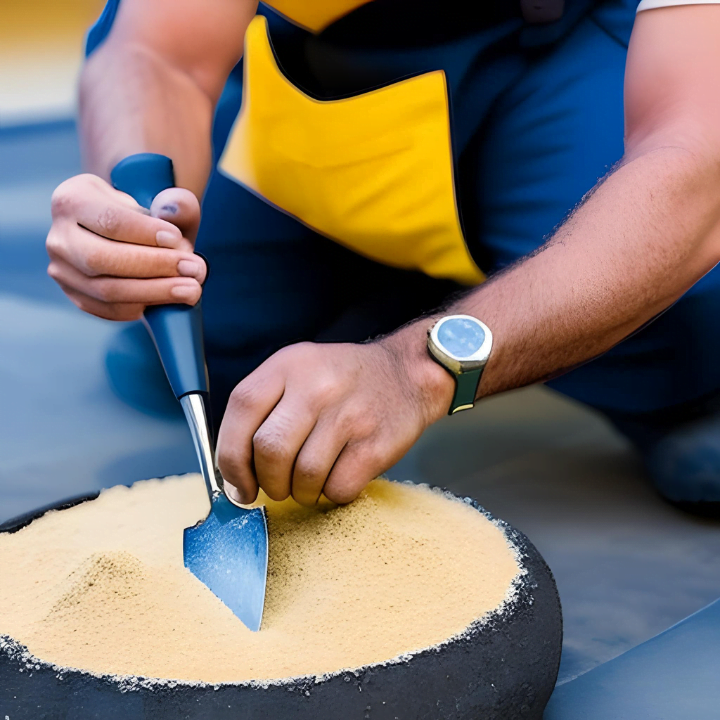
[{"xmin": 436, "ymin": 316, "xmax": 486, "ymax": 360}]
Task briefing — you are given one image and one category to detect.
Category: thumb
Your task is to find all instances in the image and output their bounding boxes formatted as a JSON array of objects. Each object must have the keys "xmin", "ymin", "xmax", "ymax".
[{"xmin": 150, "ymin": 187, "xmax": 202, "ymax": 245}]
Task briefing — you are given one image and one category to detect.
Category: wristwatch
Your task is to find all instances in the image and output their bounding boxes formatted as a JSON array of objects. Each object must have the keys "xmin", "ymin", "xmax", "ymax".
[{"xmin": 427, "ymin": 314, "xmax": 493, "ymax": 415}]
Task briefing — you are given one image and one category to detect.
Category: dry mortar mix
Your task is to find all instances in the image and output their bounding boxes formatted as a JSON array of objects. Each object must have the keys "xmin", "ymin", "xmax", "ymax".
[{"xmin": 0, "ymin": 476, "xmax": 520, "ymax": 683}]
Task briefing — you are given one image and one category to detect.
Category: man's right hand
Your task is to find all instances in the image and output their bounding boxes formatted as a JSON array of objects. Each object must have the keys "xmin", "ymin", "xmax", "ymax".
[{"xmin": 47, "ymin": 173, "xmax": 207, "ymax": 321}]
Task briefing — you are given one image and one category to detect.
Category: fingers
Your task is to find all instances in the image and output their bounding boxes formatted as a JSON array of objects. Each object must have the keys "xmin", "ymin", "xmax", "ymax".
[
  {"xmin": 151, "ymin": 188, "xmax": 201, "ymax": 245},
  {"xmin": 52, "ymin": 279, "xmax": 145, "ymax": 321},
  {"xmin": 220, "ymin": 398, "xmax": 380, "ymax": 508},
  {"xmin": 291, "ymin": 418, "xmax": 348, "ymax": 507},
  {"xmin": 217, "ymin": 366, "xmax": 286, "ymax": 505},
  {"xmin": 322, "ymin": 442, "xmax": 391, "ymax": 506},
  {"xmin": 48, "ymin": 258, "xmax": 202, "ymax": 307},
  {"xmin": 48, "ymin": 174, "xmax": 207, "ymax": 322},
  {"xmin": 252, "ymin": 398, "xmax": 317, "ymax": 503},
  {"xmin": 47, "ymin": 224, "xmax": 207, "ymax": 281},
  {"xmin": 52, "ymin": 174, "xmax": 186, "ymax": 249}
]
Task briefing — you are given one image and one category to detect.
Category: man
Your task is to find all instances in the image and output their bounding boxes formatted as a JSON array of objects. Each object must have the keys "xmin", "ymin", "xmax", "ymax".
[{"xmin": 47, "ymin": 0, "xmax": 720, "ymax": 513}]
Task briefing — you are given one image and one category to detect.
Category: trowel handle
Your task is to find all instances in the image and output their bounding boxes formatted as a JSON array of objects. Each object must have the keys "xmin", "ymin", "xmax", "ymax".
[{"xmin": 110, "ymin": 153, "xmax": 209, "ymax": 399}]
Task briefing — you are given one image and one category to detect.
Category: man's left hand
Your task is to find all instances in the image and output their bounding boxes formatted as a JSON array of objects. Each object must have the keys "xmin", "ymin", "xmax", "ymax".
[{"xmin": 216, "ymin": 330, "xmax": 453, "ymax": 506}]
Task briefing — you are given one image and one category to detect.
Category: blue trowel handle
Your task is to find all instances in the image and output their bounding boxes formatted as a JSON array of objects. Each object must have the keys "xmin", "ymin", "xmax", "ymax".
[{"xmin": 110, "ymin": 153, "xmax": 209, "ymax": 399}]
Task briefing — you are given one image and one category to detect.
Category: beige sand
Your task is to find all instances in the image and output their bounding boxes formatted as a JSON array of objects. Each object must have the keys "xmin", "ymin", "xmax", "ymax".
[{"xmin": 0, "ymin": 476, "xmax": 520, "ymax": 683}]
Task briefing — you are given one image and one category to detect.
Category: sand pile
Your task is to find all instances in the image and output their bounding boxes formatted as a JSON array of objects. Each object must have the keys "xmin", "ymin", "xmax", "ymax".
[{"xmin": 0, "ymin": 476, "xmax": 520, "ymax": 683}]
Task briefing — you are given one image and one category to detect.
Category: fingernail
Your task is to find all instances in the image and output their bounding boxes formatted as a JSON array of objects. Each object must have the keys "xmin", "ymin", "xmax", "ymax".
[
  {"xmin": 171, "ymin": 284, "xmax": 197, "ymax": 301},
  {"xmin": 156, "ymin": 230, "xmax": 180, "ymax": 248},
  {"xmin": 177, "ymin": 259, "xmax": 203, "ymax": 278},
  {"xmin": 225, "ymin": 483, "xmax": 245, "ymax": 504}
]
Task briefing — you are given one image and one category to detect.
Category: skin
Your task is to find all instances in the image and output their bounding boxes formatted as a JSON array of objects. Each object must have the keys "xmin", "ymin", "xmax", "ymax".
[{"xmin": 47, "ymin": 4, "xmax": 720, "ymax": 506}]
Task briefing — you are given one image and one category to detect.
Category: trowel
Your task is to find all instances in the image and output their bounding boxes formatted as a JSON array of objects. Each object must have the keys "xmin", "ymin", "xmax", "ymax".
[{"xmin": 110, "ymin": 153, "xmax": 268, "ymax": 632}]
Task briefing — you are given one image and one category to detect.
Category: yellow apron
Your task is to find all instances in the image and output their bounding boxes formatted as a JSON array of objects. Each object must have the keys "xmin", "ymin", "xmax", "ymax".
[{"xmin": 218, "ymin": 15, "xmax": 484, "ymax": 286}]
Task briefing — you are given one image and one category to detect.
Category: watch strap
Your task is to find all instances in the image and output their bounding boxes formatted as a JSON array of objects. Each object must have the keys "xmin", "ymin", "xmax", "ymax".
[{"xmin": 449, "ymin": 368, "xmax": 483, "ymax": 415}]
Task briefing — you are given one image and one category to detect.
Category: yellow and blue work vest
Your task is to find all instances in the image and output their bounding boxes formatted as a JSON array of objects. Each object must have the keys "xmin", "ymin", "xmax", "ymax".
[{"xmin": 87, "ymin": 0, "xmax": 637, "ymax": 286}]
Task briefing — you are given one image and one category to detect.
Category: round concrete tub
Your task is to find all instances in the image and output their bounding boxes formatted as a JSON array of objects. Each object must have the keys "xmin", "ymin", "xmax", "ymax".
[{"xmin": 0, "ymin": 486, "xmax": 562, "ymax": 720}]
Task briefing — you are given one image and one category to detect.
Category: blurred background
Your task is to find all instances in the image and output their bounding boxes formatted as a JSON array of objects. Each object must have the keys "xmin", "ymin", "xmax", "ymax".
[
  {"xmin": 2, "ymin": 0, "xmax": 720, "ymax": 695},
  {"xmin": 1, "ymin": 0, "xmax": 101, "ymax": 126}
]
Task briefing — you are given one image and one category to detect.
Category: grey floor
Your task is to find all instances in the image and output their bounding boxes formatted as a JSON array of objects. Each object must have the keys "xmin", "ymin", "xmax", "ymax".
[{"xmin": 2, "ymin": 122, "xmax": 720, "ymax": 690}]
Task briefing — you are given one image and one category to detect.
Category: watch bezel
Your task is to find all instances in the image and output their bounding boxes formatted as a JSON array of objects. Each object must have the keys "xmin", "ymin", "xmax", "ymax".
[{"xmin": 428, "ymin": 314, "xmax": 493, "ymax": 375}]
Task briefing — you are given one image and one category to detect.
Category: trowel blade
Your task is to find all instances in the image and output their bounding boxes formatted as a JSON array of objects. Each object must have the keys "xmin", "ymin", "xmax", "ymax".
[{"xmin": 184, "ymin": 494, "xmax": 268, "ymax": 632}]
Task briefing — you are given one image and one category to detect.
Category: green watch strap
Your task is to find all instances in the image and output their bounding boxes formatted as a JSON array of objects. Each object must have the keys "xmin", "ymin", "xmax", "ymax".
[{"xmin": 449, "ymin": 368, "xmax": 483, "ymax": 415}]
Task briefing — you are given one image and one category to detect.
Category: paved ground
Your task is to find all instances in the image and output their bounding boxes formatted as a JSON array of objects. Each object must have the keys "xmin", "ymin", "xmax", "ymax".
[{"xmin": 3, "ymin": 119, "xmax": 720, "ymax": 693}]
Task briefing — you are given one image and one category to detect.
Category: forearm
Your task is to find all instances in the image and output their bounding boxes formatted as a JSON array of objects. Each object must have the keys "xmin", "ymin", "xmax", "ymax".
[
  {"xmin": 473, "ymin": 147, "xmax": 720, "ymax": 396},
  {"xmin": 79, "ymin": 42, "xmax": 215, "ymax": 199},
  {"xmin": 77, "ymin": 0, "xmax": 256, "ymax": 199},
  {"xmin": 393, "ymin": 146, "xmax": 720, "ymax": 409}
]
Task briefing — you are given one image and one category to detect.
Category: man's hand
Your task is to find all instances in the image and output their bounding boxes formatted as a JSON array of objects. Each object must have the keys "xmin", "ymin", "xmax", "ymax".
[
  {"xmin": 47, "ymin": 174, "xmax": 206, "ymax": 321},
  {"xmin": 217, "ymin": 330, "xmax": 454, "ymax": 506}
]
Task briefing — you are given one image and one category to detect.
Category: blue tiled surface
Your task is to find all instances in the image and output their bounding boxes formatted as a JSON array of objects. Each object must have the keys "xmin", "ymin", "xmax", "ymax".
[{"xmin": 2, "ymin": 121, "xmax": 720, "ymax": 710}]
